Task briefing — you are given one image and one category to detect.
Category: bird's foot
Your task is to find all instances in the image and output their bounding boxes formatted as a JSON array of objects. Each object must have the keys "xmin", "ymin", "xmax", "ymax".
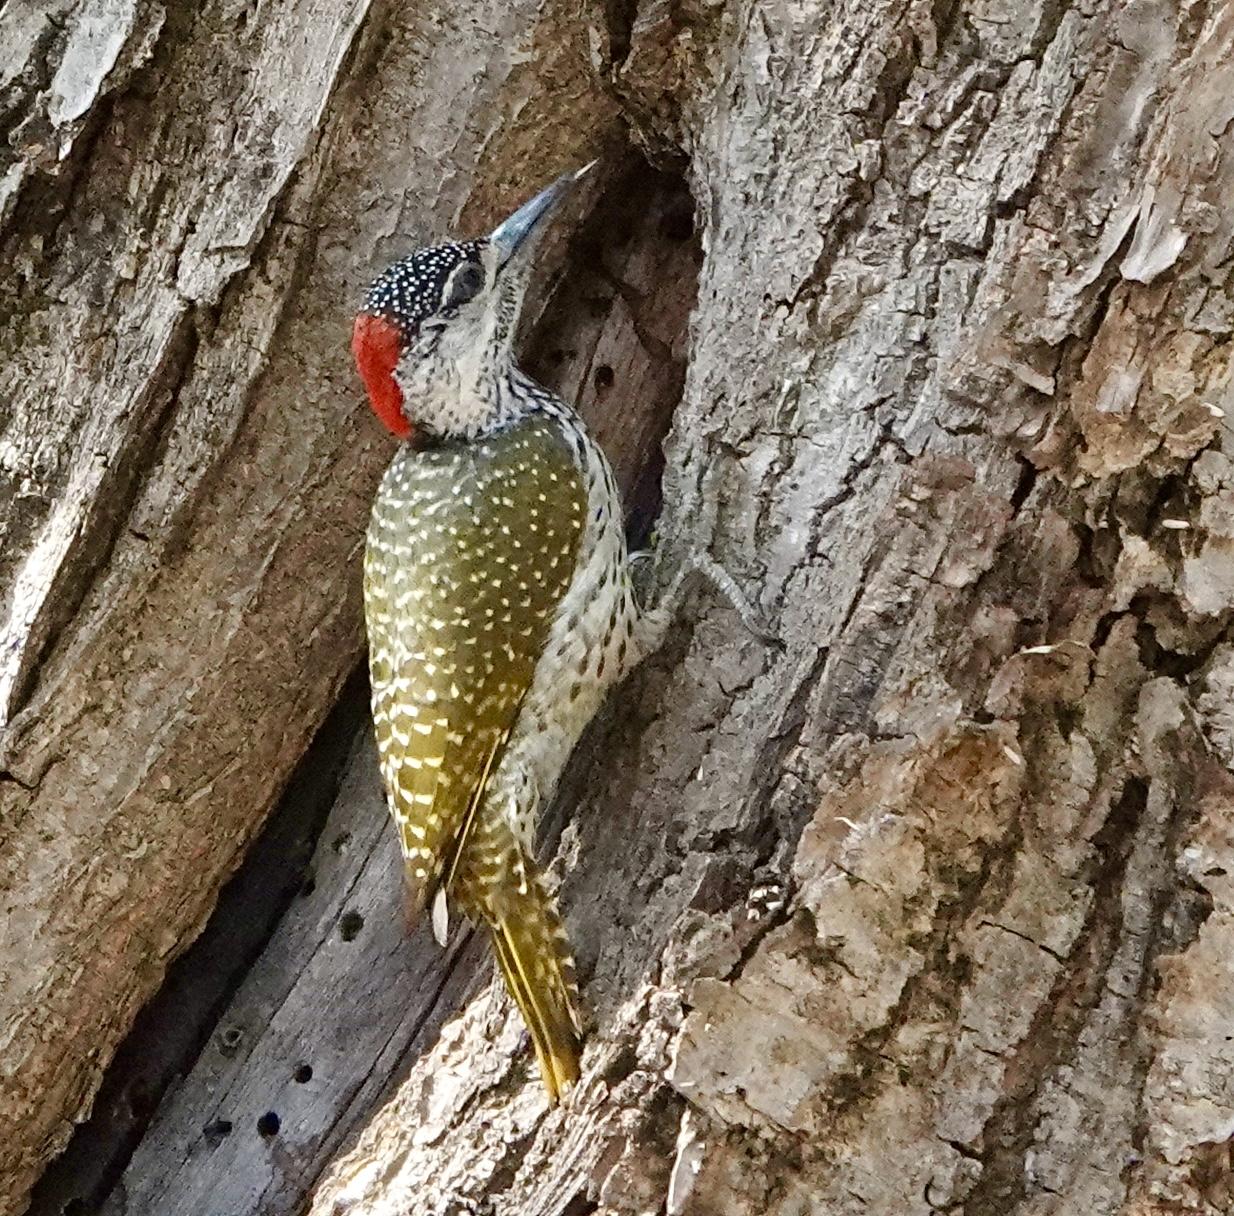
[{"xmin": 636, "ymin": 548, "xmax": 780, "ymax": 655}]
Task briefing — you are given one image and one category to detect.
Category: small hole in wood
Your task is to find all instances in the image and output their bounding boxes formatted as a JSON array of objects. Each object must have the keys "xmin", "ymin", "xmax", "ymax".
[
  {"xmin": 218, "ymin": 1026, "xmax": 243, "ymax": 1055},
  {"xmin": 340, "ymin": 910, "xmax": 364, "ymax": 941},
  {"xmin": 332, "ymin": 832, "xmax": 351, "ymax": 853},
  {"xmin": 257, "ymin": 1111, "xmax": 281, "ymax": 1138},
  {"xmin": 300, "ymin": 874, "xmax": 316, "ymax": 897},
  {"xmin": 593, "ymin": 365, "xmax": 615, "ymax": 390},
  {"xmin": 294, "ymin": 1063, "xmax": 313, "ymax": 1083}
]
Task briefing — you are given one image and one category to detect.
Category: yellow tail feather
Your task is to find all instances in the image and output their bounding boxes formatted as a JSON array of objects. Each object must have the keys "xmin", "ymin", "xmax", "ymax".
[{"xmin": 488, "ymin": 888, "xmax": 581, "ymax": 1104}]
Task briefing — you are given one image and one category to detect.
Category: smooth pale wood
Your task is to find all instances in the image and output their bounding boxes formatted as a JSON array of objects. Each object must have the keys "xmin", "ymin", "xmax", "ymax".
[{"xmin": 99, "ymin": 727, "xmax": 490, "ymax": 1216}]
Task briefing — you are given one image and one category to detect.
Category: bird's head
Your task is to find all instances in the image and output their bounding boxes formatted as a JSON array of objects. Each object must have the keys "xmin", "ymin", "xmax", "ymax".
[{"xmin": 353, "ymin": 166, "xmax": 590, "ymax": 442}]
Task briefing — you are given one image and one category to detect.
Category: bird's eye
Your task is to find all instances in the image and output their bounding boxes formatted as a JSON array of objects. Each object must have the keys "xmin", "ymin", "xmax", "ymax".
[{"xmin": 443, "ymin": 262, "xmax": 485, "ymax": 309}]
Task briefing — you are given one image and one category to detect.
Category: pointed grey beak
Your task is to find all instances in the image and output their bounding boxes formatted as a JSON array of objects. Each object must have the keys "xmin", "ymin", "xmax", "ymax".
[{"xmin": 490, "ymin": 162, "xmax": 594, "ymax": 268}]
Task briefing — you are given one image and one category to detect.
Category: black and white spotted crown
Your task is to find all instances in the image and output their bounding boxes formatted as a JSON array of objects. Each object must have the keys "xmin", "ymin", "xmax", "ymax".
[{"xmin": 363, "ymin": 239, "xmax": 484, "ymax": 339}]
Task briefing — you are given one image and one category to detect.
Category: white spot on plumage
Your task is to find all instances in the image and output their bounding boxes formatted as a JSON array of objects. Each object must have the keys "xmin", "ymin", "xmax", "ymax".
[{"xmin": 432, "ymin": 887, "xmax": 450, "ymax": 946}]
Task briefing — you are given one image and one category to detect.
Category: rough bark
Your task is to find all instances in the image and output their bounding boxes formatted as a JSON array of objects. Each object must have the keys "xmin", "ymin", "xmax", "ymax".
[{"xmin": 5, "ymin": 1, "xmax": 1234, "ymax": 1216}]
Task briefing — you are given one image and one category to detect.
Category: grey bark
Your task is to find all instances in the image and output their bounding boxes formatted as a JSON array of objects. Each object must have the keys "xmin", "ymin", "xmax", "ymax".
[{"xmin": 4, "ymin": 1, "xmax": 1234, "ymax": 1215}]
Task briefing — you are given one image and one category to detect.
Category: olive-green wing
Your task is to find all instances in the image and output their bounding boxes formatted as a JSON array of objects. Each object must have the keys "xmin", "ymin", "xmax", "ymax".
[{"xmin": 363, "ymin": 416, "xmax": 586, "ymax": 914}]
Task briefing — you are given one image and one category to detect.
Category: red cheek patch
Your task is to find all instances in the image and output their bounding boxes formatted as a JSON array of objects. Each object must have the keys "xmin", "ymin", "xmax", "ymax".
[{"xmin": 352, "ymin": 313, "xmax": 412, "ymax": 439}]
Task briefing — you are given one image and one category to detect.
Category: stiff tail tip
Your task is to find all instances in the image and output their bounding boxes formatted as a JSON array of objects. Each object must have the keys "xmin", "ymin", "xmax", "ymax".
[{"xmin": 491, "ymin": 916, "xmax": 582, "ymax": 1105}]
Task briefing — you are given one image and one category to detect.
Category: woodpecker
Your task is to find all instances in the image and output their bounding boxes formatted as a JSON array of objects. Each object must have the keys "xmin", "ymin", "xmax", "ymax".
[{"xmin": 353, "ymin": 166, "xmax": 645, "ymax": 1103}]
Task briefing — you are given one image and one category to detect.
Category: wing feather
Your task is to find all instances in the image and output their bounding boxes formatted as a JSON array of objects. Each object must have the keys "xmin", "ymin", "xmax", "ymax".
[{"xmin": 364, "ymin": 416, "xmax": 586, "ymax": 916}]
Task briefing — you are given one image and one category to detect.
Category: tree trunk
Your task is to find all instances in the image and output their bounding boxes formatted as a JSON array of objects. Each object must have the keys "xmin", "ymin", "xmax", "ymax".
[{"xmin": 4, "ymin": 2, "xmax": 1234, "ymax": 1215}]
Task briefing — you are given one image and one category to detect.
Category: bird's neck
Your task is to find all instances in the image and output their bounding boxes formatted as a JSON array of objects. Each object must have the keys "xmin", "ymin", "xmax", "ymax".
[{"xmin": 407, "ymin": 363, "xmax": 538, "ymax": 443}]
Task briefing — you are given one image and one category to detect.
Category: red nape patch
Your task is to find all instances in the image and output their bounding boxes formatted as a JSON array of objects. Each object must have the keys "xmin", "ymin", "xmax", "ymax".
[{"xmin": 352, "ymin": 313, "xmax": 412, "ymax": 439}]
